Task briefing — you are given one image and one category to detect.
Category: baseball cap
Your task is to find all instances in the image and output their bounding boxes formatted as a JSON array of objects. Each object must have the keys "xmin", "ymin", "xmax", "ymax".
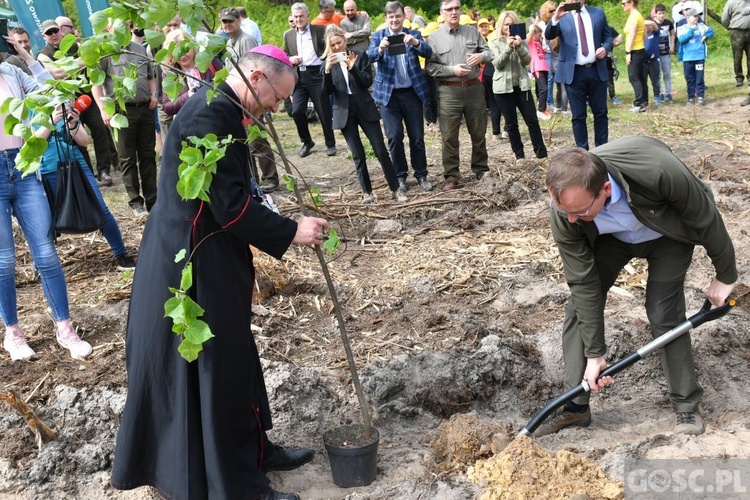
[
  {"xmin": 684, "ymin": 8, "xmax": 699, "ymax": 17},
  {"xmin": 221, "ymin": 8, "xmax": 240, "ymax": 21},
  {"xmin": 459, "ymin": 15, "xmax": 477, "ymax": 25},
  {"xmin": 41, "ymin": 20, "xmax": 59, "ymax": 34}
]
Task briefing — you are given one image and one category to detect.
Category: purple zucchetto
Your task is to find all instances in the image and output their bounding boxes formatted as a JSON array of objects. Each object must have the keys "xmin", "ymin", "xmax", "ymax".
[{"xmin": 248, "ymin": 45, "xmax": 293, "ymax": 68}]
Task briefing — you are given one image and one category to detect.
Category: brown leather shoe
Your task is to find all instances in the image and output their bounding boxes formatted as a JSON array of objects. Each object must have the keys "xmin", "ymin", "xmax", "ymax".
[
  {"xmin": 443, "ymin": 180, "xmax": 458, "ymax": 191},
  {"xmin": 533, "ymin": 408, "xmax": 591, "ymax": 437}
]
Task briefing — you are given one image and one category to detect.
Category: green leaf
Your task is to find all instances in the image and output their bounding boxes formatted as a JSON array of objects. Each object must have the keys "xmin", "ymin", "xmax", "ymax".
[
  {"xmin": 309, "ymin": 188, "xmax": 323, "ymax": 207},
  {"xmin": 144, "ymin": 29, "xmax": 166, "ymax": 49},
  {"xmin": 178, "ymin": 339, "xmax": 202, "ymax": 362},
  {"xmin": 183, "ymin": 319, "xmax": 214, "ymax": 345},
  {"xmin": 89, "ymin": 68, "xmax": 106, "ymax": 86},
  {"xmin": 179, "ymin": 263, "xmax": 193, "ymax": 291},
  {"xmin": 246, "ymin": 123, "xmax": 262, "ymax": 143},
  {"xmin": 122, "ymin": 76, "xmax": 137, "ymax": 96},
  {"xmin": 204, "ymin": 33, "xmax": 228, "ymax": 54},
  {"xmin": 181, "ymin": 296, "xmax": 206, "ymax": 318},
  {"xmin": 194, "ymin": 50, "xmax": 214, "ymax": 73},
  {"xmin": 154, "ymin": 48, "xmax": 169, "ymax": 64},
  {"xmin": 90, "ymin": 10, "xmax": 110, "ymax": 33},
  {"xmin": 323, "ymin": 229, "xmax": 341, "ymax": 255},
  {"xmin": 282, "ymin": 173, "xmax": 296, "ymax": 191},
  {"xmin": 3, "ymin": 116, "xmax": 18, "ymax": 135},
  {"xmin": 179, "ymin": 146, "xmax": 203, "ymax": 165},
  {"xmin": 101, "ymin": 96, "xmax": 117, "ymax": 116},
  {"xmin": 162, "ymin": 71, "xmax": 185, "ymax": 102},
  {"xmin": 177, "ymin": 166, "xmax": 208, "ymax": 200},
  {"xmin": 164, "ymin": 296, "xmax": 185, "ymax": 322},
  {"xmin": 110, "ymin": 113, "xmax": 129, "ymax": 129},
  {"xmin": 205, "ymin": 89, "xmax": 216, "ymax": 105},
  {"xmin": 213, "ymin": 67, "xmax": 229, "ymax": 87},
  {"xmin": 11, "ymin": 123, "xmax": 32, "ymax": 139},
  {"xmin": 203, "ymin": 148, "xmax": 224, "ymax": 166},
  {"xmin": 175, "ymin": 249, "xmax": 187, "ymax": 263},
  {"xmin": 58, "ymin": 34, "xmax": 78, "ymax": 57},
  {"xmin": 8, "ymin": 98, "xmax": 27, "ymax": 120}
]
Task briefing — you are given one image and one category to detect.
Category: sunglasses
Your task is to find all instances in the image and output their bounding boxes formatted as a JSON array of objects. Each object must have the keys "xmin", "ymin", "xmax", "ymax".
[{"xmin": 44, "ymin": 28, "xmax": 60, "ymax": 35}]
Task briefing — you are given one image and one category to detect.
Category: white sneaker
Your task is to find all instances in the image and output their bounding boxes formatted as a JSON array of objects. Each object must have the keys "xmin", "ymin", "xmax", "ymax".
[
  {"xmin": 56, "ymin": 326, "xmax": 92, "ymax": 360},
  {"xmin": 4, "ymin": 330, "xmax": 36, "ymax": 361}
]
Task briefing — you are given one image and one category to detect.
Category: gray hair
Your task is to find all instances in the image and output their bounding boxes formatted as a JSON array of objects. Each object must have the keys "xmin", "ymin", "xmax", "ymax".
[
  {"xmin": 440, "ymin": 0, "xmax": 461, "ymax": 11},
  {"xmin": 319, "ymin": 0, "xmax": 336, "ymax": 10},
  {"xmin": 291, "ymin": 2, "xmax": 309, "ymax": 15},
  {"xmin": 385, "ymin": 1, "xmax": 405, "ymax": 15}
]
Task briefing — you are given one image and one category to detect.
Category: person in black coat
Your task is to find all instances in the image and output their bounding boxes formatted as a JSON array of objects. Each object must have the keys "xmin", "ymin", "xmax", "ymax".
[
  {"xmin": 110, "ymin": 46, "xmax": 328, "ymax": 500},
  {"xmin": 322, "ymin": 25, "xmax": 405, "ymax": 204}
]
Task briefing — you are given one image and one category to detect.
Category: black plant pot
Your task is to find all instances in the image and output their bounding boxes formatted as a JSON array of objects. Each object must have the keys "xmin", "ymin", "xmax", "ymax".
[{"xmin": 323, "ymin": 424, "xmax": 379, "ymax": 488}]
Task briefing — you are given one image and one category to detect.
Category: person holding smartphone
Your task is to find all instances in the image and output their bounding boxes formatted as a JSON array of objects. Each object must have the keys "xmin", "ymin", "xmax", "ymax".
[
  {"xmin": 545, "ymin": 0, "xmax": 614, "ymax": 150},
  {"xmin": 323, "ymin": 25, "xmax": 404, "ymax": 204},
  {"xmin": 489, "ymin": 11, "xmax": 547, "ymax": 161}
]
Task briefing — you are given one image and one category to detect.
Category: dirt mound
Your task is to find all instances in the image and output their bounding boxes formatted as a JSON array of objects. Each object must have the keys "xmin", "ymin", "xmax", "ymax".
[
  {"xmin": 431, "ymin": 412, "xmax": 513, "ymax": 473},
  {"xmin": 468, "ymin": 436, "xmax": 623, "ymax": 500}
]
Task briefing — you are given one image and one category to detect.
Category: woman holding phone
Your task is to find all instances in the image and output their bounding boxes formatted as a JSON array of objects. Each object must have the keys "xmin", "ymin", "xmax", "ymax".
[
  {"xmin": 322, "ymin": 25, "xmax": 405, "ymax": 204},
  {"xmin": 1, "ymin": 36, "xmax": 92, "ymax": 361},
  {"xmin": 489, "ymin": 11, "xmax": 548, "ymax": 160}
]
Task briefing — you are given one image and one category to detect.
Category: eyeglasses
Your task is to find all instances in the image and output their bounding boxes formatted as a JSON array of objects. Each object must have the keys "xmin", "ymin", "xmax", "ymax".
[
  {"xmin": 621, "ymin": 1, "xmax": 631, "ymax": 4},
  {"xmin": 552, "ymin": 191, "xmax": 600, "ymax": 218},
  {"xmin": 60, "ymin": 24, "xmax": 74, "ymax": 30},
  {"xmin": 44, "ymin": 28, "xmax": 60, "ymax": 35},
  {"xmin": 262, "ymin": 73, "xmax": 285, "ymax": 105},
  {"xmin": 442, "ymin": 6, "xmax": 461, "ymax": 13}
]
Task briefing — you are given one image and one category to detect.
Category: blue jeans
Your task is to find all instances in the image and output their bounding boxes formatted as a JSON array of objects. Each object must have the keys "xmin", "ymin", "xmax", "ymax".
[
  {"xmin": 43, "ymin": 165, "xmax": 126, "ymax": 258},
  {"xmin": 381, "ymin": 88, "xmax": 428, "ymax": 181},
  {"xmin": 683, "ymin": 59, "xmax": 705, "ymax": 99},
  {"xmin": 0, "ymin": 149, "xmax": 70, "ymax": 326}
]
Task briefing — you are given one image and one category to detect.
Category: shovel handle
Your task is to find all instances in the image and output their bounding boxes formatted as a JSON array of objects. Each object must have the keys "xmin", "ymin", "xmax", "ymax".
[
  {"xmin": 689, "ymin": 298, "xmax": 735, "ymax": 329},
  {"xmin": 518, "ymin": 297, "xmax": 736, "ymax": 437}
]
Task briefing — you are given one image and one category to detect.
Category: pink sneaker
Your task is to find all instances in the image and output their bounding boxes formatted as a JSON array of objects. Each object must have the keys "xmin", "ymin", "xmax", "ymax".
[
  {"xmin": 4, "ymin": 330, "xmax": 36, "ymax": 361},
  {"xmin": 56, "ymin": 326, "xmax": 92, "ymax": 360}
]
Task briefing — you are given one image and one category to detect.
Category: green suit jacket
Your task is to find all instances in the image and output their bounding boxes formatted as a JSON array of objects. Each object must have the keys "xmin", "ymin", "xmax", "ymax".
[{"xmin": 550, "ymin": 136, "xmax": 737, "ymax": 357}]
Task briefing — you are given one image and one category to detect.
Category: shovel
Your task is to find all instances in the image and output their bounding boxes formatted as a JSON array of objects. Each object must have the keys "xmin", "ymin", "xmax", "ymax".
[{"xmin": 518, "ymin": 298, "xmax": 736, "ymax": 437}]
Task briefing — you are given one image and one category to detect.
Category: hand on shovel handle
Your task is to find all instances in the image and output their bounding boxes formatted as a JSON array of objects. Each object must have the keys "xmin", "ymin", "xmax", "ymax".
[{"xmin": 584, "ymin": 356, "xmax": 613, "ymax": 393}]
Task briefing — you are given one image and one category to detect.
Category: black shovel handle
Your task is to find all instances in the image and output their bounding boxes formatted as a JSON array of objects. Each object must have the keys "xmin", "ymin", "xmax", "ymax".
[{"xmin": 518, "ymin": 298, "xmax": 735, "ymax": 437}]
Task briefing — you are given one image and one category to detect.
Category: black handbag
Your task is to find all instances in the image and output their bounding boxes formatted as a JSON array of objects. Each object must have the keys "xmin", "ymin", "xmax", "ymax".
[{"xmin": 51, "ymin": 128, "xmax": 107, "ymax": 234}]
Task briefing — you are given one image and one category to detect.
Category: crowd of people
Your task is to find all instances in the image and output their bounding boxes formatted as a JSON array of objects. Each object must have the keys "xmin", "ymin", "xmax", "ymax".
[{"xmin": 0, "ymin": 1, "xmax": 743, "ymax": 499}]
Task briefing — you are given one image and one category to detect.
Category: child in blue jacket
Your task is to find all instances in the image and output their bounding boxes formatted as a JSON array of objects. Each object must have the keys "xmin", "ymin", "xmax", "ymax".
[{"xmin": 676, "ymin": 8, "xmax": 714, "ymax": 104}]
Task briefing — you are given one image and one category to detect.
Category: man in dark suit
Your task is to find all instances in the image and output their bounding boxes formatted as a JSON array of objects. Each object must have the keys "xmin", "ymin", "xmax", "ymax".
[
  {"xmin": 284, "ymin": 2, "xmax": 337, "ymax": 157},
  {"xmin": 367, "ymin": 0, "xmax": 434, "ymax": 191},
  {"xmin": 545, "ymin": 0, "xmax": 613, "ymax": 150}
]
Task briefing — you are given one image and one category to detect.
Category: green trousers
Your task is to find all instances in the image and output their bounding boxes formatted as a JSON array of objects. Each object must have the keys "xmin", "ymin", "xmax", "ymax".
[
  {"xmin": 563, "ymin": 234, "xmax": 703, "ymax": 413},
  {"xmin": 436, "ymin": 83, "xmax": 489, "ymax": 181}
]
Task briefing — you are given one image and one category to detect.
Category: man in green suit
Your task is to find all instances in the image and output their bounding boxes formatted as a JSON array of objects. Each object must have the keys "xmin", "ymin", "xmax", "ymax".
[{"xmin": 539, "ymin": 135, "xmax": 737, "ymax": 436}]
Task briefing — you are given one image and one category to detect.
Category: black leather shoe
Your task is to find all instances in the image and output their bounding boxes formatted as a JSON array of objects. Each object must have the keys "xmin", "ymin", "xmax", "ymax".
[
  {"xmin": 326, "ymin": 146, "xmax": 336, "ymax": 156},
  {"xmin": 263, "ymin": 445, "xmax": 315, "ymax": 472},
  {"xmin": 299, "ymin": 141, "xmax": 315, "ymax": 158},
  {"xmin": 534, "ymin": 408, "xmax": 591, "ymax": 437},
  {"xmin": 259, "ymin": 488, "xmax": 300, "ymax": 500}
]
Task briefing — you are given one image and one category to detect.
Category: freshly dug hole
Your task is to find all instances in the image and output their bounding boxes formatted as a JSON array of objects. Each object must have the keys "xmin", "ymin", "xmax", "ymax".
[{"xmin": 468, "ymin": 436, "xmax": 623, "ymax": 500}]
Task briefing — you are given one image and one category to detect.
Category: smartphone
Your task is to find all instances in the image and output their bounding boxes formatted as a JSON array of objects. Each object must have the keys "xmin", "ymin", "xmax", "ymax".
[
  {"xmin": 509, "ymin": 23, "xmax": 527, "ymax": 40},
  {"xmin": 563, "ymin": 2, "xmax": 582, "ymax": 12},
  {"xmin": 333, "ymin": 52, "xmax": 347, "ymax": 63},
  {"xmin": 0, "ymin": 19, "xmax": 14, "ymax": 55}
]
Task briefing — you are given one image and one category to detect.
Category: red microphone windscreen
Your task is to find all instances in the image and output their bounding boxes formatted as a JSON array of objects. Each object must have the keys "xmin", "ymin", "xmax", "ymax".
[{"xmin": 74, "ymin": 95, "xmax": 92, "ymax": 113}]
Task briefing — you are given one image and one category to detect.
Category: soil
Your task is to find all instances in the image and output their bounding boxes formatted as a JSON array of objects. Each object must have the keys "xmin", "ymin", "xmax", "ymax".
[{"xmin": 1, "ymin": 92, "xmax": 749, "ymax": 500}]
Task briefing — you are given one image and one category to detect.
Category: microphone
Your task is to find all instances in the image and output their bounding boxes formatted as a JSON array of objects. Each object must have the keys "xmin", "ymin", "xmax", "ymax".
[
  {"xmin": 67, "ymin": 95, "xmax": 92, "ymax": 122},
  {"xmin": 74, "ymin": 95, "xmax": 92, "ymax": 113}
]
